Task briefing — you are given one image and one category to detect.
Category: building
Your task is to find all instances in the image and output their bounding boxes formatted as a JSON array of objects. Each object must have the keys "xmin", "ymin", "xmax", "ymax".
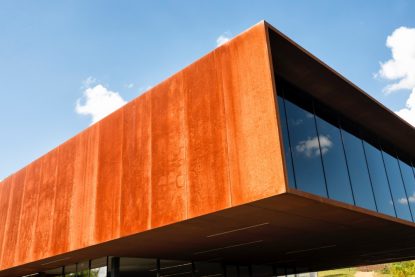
[{"xmin": 1, "ymin": 21, "xmax": 415, "ymax": 277}]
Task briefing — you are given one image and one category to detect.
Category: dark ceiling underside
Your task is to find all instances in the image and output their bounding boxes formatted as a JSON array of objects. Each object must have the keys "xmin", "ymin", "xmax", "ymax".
[{"xmin": 3, "ymin": 191, "xmax": 415, "ymax": 276}]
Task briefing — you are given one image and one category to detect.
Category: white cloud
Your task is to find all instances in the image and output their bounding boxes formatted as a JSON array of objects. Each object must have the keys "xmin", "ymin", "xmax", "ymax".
[
  {"xmin": 216, "ymin": 32, "xmax": 232, "ymax": 47},
  {"xmin": 377, "ymin": 26, "xmax": 415, "ymax": 126},
  {"xmin": 378, "ymin": 27, "xmax": 415, "ymax": 93},
  {"xmin": 398, "ymin": 192, "xmax": 415, "ymax": 205},
  {"xmin": 295, "ymin": 135, "xmax": 333, "ymax": 158},
  {"xmin": 396, "ymin": 88, "xmax": 415, "ymax": 126},
  {"xmin": 76, "ymin": 79, "xmax": 126, "ymax": 125}
]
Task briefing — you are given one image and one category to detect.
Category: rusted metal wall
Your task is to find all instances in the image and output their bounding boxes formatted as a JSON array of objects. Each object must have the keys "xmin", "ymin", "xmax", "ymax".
[{"xmin": 0, "ymin": 21, "xmax": 286, "ymax": 271}]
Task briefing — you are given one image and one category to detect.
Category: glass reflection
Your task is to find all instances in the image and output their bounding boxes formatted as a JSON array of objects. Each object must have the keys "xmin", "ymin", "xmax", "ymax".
[
  {"xmin": 340, "ymin": 129, "xmax": 376, "ymax": 211},
  {"xmin": 64, "ymin": 264, "xmax": 76, "ymax": 277},
  {"xmin": 315, "ymin": 115, "xmax": 354, "ymax": 205},
  {"xmin": 398, "ymin": 160, "xmax": 415, "ymax": 222},
  {"xmin": 276, "ymin": 80, "xmax": 415, "ymax": 222},
  {"xmin": 277, "ymin": 96, "xmax": 296, "ymax": 189},
  {"xmin": 35, "ymin": 257, "xmax": 327, "ymax": 277},
  {"xmin": 76, "ymin": 261, "xmax": 89, "ymax": 277},
  {"xmin": 284, "ymin": 98, "xmax": 327, "ymax": 197},
  {"xmin": 363, "ymin": 141, "xmax": 396, "ymax": 217},
  {"xmin": 382, "ymin": 151, "xmax": 412, "ymax": 221},
  {"xmin": 91, "ymin": 257, "xmax": 108, "ymax": 277}
]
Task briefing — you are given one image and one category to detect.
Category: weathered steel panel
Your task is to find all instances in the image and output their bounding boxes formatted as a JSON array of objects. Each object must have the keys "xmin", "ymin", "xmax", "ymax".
[{"xmin": 0, "ymin": 21, "xmax": 282, "ymax": 272}]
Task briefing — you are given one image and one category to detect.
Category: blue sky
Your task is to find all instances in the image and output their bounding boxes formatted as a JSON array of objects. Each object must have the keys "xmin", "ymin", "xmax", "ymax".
[{"xmin": 1, "ymin": 0, "xmax": 415, "ymax": 180}]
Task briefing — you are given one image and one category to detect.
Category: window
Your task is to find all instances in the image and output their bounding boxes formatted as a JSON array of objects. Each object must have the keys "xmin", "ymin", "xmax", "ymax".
[
  {"xmin": 284, "ymin": 96, "xmax": 327, "ymax": 197},
  {"xmin": 382, "ymin": 151, "xmax": 412, "ymax": 221},
  {"xmin": 277, "ymin": 96, "xmax": 296, "ymax": 189},
  {"xmin": 340, "ymin": 129, "xmax": 376, "ymax": 211},
  {"xmin": 315, "ymin": 113, "xmax": 354, "ymax": 205},
  {"xmin": 363, "ymin": 141, "xmax": 396, "ymax": 217},
  {"xmin": 277, "ymin": 78, "xmax": 415, "ymax": 221},
  {"xmin": 64, "ymin": 264, "xmax": 76, "ymax": 277},
  {"xmin": 399, "ymin": 159, "xmax": 415, "ymax": 221},
  {"xmin": 76, "ymin": 261, "xmax": 89, "ymax": 277},
  {"xmin": 90, "ymin": 257, "xmax": 108, "ymax": 277}
]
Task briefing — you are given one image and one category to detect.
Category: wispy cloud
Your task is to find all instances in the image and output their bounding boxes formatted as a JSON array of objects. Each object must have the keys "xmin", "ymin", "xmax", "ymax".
[
  {"xmin": 377, "ymin": 26, "xmax": 415, "ymax": 126},
  {"xmin": 125, "ymin": 83, "xmax": 134, "ymax": 89},
  {"xmin": 216, "ymin": 32, "xmax": 232, "ymax": 47},
  {"xmin": 295, "ymin": 135, "xmax": 333, "ymax": 158},
  {"xmin": 76, "ymin": 77, "xmax": 126, "ymax": 125},
  {"xmin": 398, "ymin": 192, "xmax": 415, "ymax": 205},
  {"xmin": 82, "ymin": 76, "xmax": 97, "ymax": 88}
]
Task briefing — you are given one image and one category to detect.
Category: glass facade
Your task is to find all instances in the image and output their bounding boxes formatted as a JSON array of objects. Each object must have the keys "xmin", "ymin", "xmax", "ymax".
[
  {"xmin": 382, "ymin": 151, "xmax": 413, "ymax": 221},
  {"xmin": 283, "ymin": 93, "xmax": 327, "ymax": 197},
  {"xmin": 340, "ymin": 129, "xmax": 377, "ymax": 211},
  {"xmin": 33, "ymin": 256, "xmax": 314, "ymax": 277},
  {"xmin": 363, "ymin": 141, "xmax": 396, "ymax": 217},
  {"xmin": 399, "ymin": 159, "xmax": 415, "ymax": 217},
  {"xmin": 277, "ymin": 79, "xmax": 415, "ymax": 222},
  {"xmin": 315, "ymin": 112, "xmax": 354, "ymax": 205}
]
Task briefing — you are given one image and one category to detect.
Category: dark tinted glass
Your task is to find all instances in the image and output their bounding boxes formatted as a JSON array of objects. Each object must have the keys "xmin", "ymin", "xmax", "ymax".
[
  {"xmin": 363, "ymin": 141, "xmax": 395, "ymax": 217},
  {"xmin": 91, "ymin": 257, "xmax": 108, "ymax": 277},
  {"xmin": 340, "ymin": 129, "xmax": 376, "ymax": 211},
  {"xmin": 382, "ymin": 151, "xmax": 413, "ymax": 221},
  {"xmin": 64, "ymin": 264, "xmax": 76, "ymax": 277},
  {"xmin": 285, "ymin": 99, "xmax": 327, "ymax": 197},
  {"xmin": 398, "ymin": 160, "xmax": 415, "ymax": 221},
  {"xmin": 276, "ymin": 79, "xmax": 415, "ymax": 223},
  {"xmin": 237, "ymin": 266, "xmax": 251, "ymax": 277},
  {"xmin": 194, "ymin": 261, "xmax": 223, "ymax": 276},
  {"xmin": 315, "ymin": 116, "xmax": 354, "ymax": 204},
  {"xmin": 277, "ymin": 96, "xmax": 296, "ymax": 188},
  {"xmin": 76, "ymin": 261, "xmax": 89, "ymax": 277},
  {"xmin": 252, "ymin": 265, "xmax": 273, "ymax": 277},
  {"xmin": 119, "ymin": 257, "xmax": 156, "ymax": 277},
  {"xmin": 226, "ymin": 265, "xmax": 238, "ymax": 277}
]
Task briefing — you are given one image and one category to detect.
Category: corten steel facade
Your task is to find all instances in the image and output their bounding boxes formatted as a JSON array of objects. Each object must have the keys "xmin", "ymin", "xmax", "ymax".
[{"xmin": 1, "ymin": 21, "xmax": 415, "ymax": 276}]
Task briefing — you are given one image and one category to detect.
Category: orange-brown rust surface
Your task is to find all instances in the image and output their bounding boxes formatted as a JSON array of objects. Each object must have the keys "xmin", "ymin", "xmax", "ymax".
[{"xmin": 0, "ymin": 21, "xmax": 286, "ymax": 271}]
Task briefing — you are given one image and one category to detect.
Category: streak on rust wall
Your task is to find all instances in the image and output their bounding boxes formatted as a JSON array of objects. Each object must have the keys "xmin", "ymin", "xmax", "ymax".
[
  {"xmin": 120, "ymin": 93, "xmax": 152, "ymax": 236},
  {"xmin": 0, "ymin": 21, "xmax": 286, "ymax": 271},
  {"xmin": 151, "ymin": 74, "xmax": 188, "ymax": 228},
  {"xmin": 215, "ymin": 26, "xmax": 284, "ymax": 205},
  {"xmin": 185, "ymin": 49, "xmax": 229, "ymax": 218}
]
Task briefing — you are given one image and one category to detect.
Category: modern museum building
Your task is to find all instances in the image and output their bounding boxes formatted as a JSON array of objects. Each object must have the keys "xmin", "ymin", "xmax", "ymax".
[{"xmin": 1, "ymin": 21, "xmax": 415, "ymax": 276}]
